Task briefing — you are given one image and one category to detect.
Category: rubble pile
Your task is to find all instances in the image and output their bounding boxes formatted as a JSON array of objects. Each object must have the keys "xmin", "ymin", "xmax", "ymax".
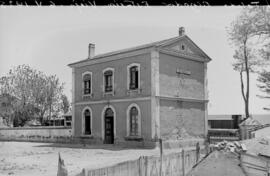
[{"xmin": 210, "ymin": 141, "xmax": 247, "ymax": 154}]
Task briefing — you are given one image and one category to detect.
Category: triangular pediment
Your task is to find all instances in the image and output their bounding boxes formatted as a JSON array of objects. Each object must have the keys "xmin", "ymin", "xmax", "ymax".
[{"xmin": 159, "ymin": 36, "xmax": 211, "ymax": 61}]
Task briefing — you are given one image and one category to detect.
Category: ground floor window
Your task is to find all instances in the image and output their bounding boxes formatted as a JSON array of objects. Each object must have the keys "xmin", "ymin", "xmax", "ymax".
[
  {"xmin": 127, "ymin": 104, "xmax": 141, "ymax": 137},
  {"xmin": 130, "ymin": 107, "xmax": 139, "ymax": 136}
]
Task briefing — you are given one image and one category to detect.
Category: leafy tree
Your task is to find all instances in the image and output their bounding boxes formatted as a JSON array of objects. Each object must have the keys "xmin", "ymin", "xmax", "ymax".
[
  {"xmin": 257, "ymin": 70, "xmax": 270, "ymax": 111},
  {"xmin": 246, "ymin": 6, "xmax": 270, "ymax": 61},
  {"xmin": 243, "ymin": 7, "xmax": 270, "ymax": 111},
  {"xmin": 0, "ymin": 65, "xmax": 69, "ymax": 126},
  {"xmin": 0, "ymin": 93, "xmax": 18, "ymax": 127},
  {"xmin": 61, "ymin": 94, "xmax": 70, "ymax": 114}
]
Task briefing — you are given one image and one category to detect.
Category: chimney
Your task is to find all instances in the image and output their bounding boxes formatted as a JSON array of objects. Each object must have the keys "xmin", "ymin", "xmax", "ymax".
[
  {"xmin": 88, "ymin": 43, "xmax": 95, "ymax": 59},
  {"xmin": 179, "ymin": 27, "xmax": 185, "ymax": 36}
]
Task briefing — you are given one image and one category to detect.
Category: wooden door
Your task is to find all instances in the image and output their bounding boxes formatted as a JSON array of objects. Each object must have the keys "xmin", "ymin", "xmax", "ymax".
[{"xmin": 104, "ymin": 116, "xmax": 114, "ymax": 144}]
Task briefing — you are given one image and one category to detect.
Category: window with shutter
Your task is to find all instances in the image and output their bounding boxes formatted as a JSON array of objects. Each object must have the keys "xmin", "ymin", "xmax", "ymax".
[
  {"xmin": 83, "ymin": 74, "xmax": 91, "ymax": 95},
  {"xmin": 104, "ymin": 70, "xmax": 113, "ymax": 92},
  {"xmin": 129, "ymin": 66, "xmax": 138, "ymax": 90}
]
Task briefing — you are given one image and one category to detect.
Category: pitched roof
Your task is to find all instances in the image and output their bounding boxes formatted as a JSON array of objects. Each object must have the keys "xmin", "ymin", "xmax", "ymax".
[
  {"xmin": 241, "ymin": 138, "xmax": 270, "ymax": 158},
  {"xmin": 239, "ymin": 117, "xmax": 262, "ymax": 126},
  {"xmin": 251, "ymin": 114, "xmax": 270, "ymax": 125},
  {"xmin": 250, "ymin": 124, "xmax": 270, "ymax": 132},
  {"xmin": 68, "ymin": 35, "xmax": 211, "ymax": 67}
]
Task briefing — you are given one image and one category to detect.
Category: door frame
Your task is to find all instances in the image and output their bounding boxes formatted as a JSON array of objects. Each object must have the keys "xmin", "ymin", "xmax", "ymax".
[{"xmin": 101, "ymin": 105, "xmax": 116, "ymax": 142}]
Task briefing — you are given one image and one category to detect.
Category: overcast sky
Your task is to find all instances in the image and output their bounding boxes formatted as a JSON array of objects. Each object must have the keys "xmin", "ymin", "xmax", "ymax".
[{"xmin": 0, "ymin": 6, "xmax": 269, "ymax": 115}]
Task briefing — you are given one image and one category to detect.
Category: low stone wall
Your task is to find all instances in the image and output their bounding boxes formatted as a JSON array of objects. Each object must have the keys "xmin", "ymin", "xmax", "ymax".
[
  {"xmin": 75, "ymin": 147, "xmax": 204, "ymax": 176},
  {"xmin": 0, "ymin": 127, "xmax": 72, "ymax": 143}
]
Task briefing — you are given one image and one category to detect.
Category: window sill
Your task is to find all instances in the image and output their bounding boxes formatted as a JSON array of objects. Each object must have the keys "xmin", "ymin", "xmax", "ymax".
[
  {"xmin": 82, "ymin": 94, "xmax": 93, "ymax": 100},
  {"xmin": 80, "ymin": 134, "xmax": 93, "ymax": 139},
  {"xmin": 125, "ymin": 136, "xmax": 143, "ymax": 141},
  {"xmin": 126, "ymin": 89, "xmax": 142, "ymax": 95},
  {"xmin": 103, "ymin": 91, "xmax": 115, "ymax": 97}
]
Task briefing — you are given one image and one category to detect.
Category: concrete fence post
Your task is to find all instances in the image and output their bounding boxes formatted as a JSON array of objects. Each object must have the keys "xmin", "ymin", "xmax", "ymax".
[
  {"xmin": 57, "ymin": 152, "xmax": 68, "ymax": 176},
  {"xmin": 267, "ymin": 161, "xmax": 270, "ymax": 176},
  {"xmin": 159, "ymin": 139, "xmax": 163, "ymax": 176},
  {"xmin": 182, "ymin": 149, "xmax": 185, "ymax": 176},
  {"xmin": 196, "ymin": 142, "xmax": 200, "ymax": 163},
  {"xmin": 139, "ymin": 156, "xmax": 145, "ymax": 176},
  {"xmin": 205, "ymin": 142, "xmax": 209, "ymax": 155}
]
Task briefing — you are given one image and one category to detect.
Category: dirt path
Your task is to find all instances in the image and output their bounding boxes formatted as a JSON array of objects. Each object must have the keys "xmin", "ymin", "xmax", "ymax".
[
  {"xmin": 0, "ymin": 141, "xmax": 160, "ymax": 176},
  {"xmin": 188, "ymin": 150, "xmax": 245, "ymax": 176}
]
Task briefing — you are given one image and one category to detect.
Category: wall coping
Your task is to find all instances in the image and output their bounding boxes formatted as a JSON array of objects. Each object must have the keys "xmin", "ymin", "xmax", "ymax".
[{"xmin": 0, "ymin": 126, "xmax": 72, "ymax": 130}]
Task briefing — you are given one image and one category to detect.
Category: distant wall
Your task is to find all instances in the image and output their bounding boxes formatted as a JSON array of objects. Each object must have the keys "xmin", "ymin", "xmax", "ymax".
[
  {"xmin": 0, "ymin": 127, "xmax": 72, "ymax": 143},
  {"xmin": 208, "ymin": 129, "xmax": 240, "ymax": 144},
  {"xmin": 75, "ymin": 147, "xmax": 204, "ymax": 176},
  {"xmin": 208, "ymin": 120, "xmax": 235, "ymax": 129}
]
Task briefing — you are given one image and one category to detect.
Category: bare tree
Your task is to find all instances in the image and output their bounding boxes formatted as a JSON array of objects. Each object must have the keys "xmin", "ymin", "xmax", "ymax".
[
  {"xmin": 227, "ymin": 8, "xmax": 256, "ymax": 119},
  {"xmin": 228, "ymin": 7, "xmax": 270, "ymax": 117}
]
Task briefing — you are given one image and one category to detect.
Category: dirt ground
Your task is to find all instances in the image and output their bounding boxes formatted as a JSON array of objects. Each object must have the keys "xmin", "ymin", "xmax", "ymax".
[
  {"xmin": 188, "ymin": 150, "xmax": 245, "ymax": 176},
  {"xmin": 0, "ymin": 141, "xmax": 162, "ymax": 176}
]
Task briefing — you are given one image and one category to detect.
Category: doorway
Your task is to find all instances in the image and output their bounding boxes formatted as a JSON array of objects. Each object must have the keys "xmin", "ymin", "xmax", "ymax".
[{"xmin": 104, "ymin": 108, "xmax": 114, "ymax": 144}]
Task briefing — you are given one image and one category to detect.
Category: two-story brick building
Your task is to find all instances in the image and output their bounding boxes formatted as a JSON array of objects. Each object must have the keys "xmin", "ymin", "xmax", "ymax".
[{"xmin": 68, "ymin": 27, "xmax": 211, "ymax": 147}]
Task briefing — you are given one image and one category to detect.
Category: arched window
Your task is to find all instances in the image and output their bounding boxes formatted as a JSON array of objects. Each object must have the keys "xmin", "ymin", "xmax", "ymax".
[
  {"xmin": 129, "ymin": 107, "xmax": 139, "ymax": 136},
  {"xmin": 84, "ymin": 109, "xmax": 91, "ymax": 135},
  {"xmin": 129, "ymin": 66, "xmax": 139, "ymax": 90},
  {"xmin": 126, "ymin": 104, "xmax": 141, "ymax": 137},
  {"xmin": 83, "ymin": 73, "xmax": 91, "ymax": 95},
  {"xmin": 104, "ymin": 70, "xmax": 113, "ymax": 92}
]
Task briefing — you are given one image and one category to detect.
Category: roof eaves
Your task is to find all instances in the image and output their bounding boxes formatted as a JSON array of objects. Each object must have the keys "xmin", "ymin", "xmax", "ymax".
[
  {"xmin": 68, "ymin": 36, "xmax": 179, "ymax": 67},
  {"xmin": 68, "ymin": 45, "xmax": 154, "ymax": 67}
]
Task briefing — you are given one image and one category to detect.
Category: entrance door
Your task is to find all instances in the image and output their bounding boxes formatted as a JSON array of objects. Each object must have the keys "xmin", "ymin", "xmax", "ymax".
[
  {"xmin": 104, "ymin": 108, "xmax": 114, "ymax": 144},
  {"xmin": 84, "ymin": 109, "xmax": 91, "ymax": 135}
]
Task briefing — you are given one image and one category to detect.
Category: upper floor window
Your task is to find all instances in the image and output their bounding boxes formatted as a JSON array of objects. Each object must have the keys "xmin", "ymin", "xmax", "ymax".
[
  {"xmin": 181, "ymin": 44, "xmax": 185, "ymax": 50},
  {"xmin": 83, "ymin": 72, "xmax": 92, "ymax": 95},
  {"xmin": 103, "ymin": 68, "xmax": 114, "ymax": 93},
  {"xmin": 127, "ymin": 63, "xmax": 140, "ymax": 90}
]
